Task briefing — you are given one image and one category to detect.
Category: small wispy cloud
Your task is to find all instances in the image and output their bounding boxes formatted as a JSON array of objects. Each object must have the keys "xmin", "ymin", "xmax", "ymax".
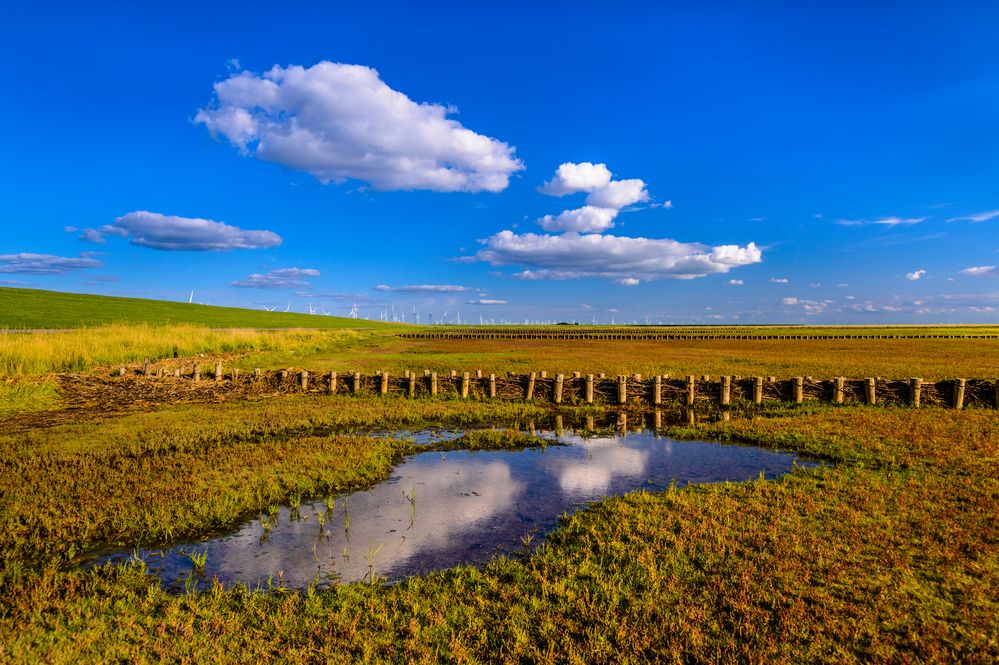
[
  {"xmin": 466, "ymin": 299, "xmax": 507, "ymax": 305},
  {"xmin": 0, "ymin": 253, "xmax": 102, "ymax": 274},
  {"xmin": 374, "ymin": 284, "xmax": 473, "ymax": 293},
  {"xmin": 959, "ymin": 265, "xmax": 997, "ymax": 277},
  {"xmin": 728, "ymin": 279, "xmax": 744, "ymax": 285},
  {"xmin": 231, "ymin": 268, "xmax": 320, "ymax": 289},
  {"xmin": 946, "ymin": 210, "xmax": 999, "ymax": 223},
  {"xmin": 906, "ymin": 269, "xmax": 926, "ymax": 281},
  {"xmin": 770, "ymin": 277, "xmax": 789, "ymax": 284},
  {"xmin": 837, "ymin": 216, "xmax": 926, "ymax": 228}
]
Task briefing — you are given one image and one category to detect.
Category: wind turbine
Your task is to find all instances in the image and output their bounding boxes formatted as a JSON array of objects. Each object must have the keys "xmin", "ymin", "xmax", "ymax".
[
  {"xmin": 188, "ymin": 291, "xmax": 194, "ymax": 304},
  {"xmin": 441, "ymin": 309, "xmax": 448, "ymax": 325},
  {"xmin": 349, "ymin": 302, "xmax": 359, "ymax": 319},
  {"xmin": 308, "ymin": 304, "xmax": 317, "ymax": 315},
  {"xmin": 284, "ymin": 303, "xmax": 291, "ymax": 313},
  {"xmin": 263, "ymin": 305, "xmax": 276, "ymax": 312}
]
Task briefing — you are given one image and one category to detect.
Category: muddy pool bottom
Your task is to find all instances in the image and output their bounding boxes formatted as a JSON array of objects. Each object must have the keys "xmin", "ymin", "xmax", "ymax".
[{"xmin": 93, "ymin": 422, "xmax": 815, "ymax": 590}]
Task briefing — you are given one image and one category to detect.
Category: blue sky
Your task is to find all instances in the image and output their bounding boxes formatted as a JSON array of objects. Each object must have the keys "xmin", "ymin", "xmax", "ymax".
[{"xmin": 2, "ymin": 1, "xmax": 998, "ymax": 323}]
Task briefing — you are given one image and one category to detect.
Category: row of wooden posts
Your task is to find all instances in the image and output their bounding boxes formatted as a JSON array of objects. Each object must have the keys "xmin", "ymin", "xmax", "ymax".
[
  {"xmin": 123, "ymin": 360, "xmax": 997, "ymax": 409},
  {"xmin": 400, "ymin": 332, "xmax": 999, "ymax": 341}
]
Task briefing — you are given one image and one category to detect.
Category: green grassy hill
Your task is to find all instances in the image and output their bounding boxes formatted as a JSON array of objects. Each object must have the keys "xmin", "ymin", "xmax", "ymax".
[{"xmin": 0, "ymin": 287, "xmax": 396, "ymax": 330}]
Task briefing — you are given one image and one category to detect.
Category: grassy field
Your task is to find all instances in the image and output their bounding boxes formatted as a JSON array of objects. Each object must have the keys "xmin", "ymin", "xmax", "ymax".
[
  {"xmin": 1, "ymin": 288, "xmax": 997, "ymax": 661},
  {"xmin": 0, "ymin": 397, "xmax": 996, "ymax": 661},
  {"xmin": 0, "ymin": 287, "xmax": 396, "ymax": 330}
]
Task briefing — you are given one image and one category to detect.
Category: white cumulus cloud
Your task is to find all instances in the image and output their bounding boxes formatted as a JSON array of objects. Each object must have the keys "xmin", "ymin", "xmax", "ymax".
[
  {"xmin": 538, "ymin": 206, "xmax": 619, "ymax": 233},
  {"xmin": 585, "ymin": 178, "xmax": 648, "ymax": 209},
  {"xmin": 538, "ymin": 162, "xmax": 612, "ymax": 196},
  {"xmin": 472, "ymin": 231, "xmax": 761, "ymax": 283},
  {"xmin": 728, "ymin": 279, "xmax": 744, "ymax": 285},
  {"xmin": 906, "ymin": 269, "xmax": 926, "ymax": 281},
  {"xmin": 102, "ymin": 211, "xmax": 281, "ymax": 251},
  {"xmin": 231, "ymin": 268, "xmax": 320, "ymax": 289},
  {"xmin": 0, "ymin": 253, "xmax": 102, "ymax": 274},
  {"xmin": 195, "ymin": 62, "xmax": 523, "ymax": 192}
]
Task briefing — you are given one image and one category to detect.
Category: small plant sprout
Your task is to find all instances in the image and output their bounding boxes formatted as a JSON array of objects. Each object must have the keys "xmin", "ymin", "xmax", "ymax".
[
  {"xmin": 181, "ymin": 547, "xmax": 208, "ymax": 572},
  {"xmin": 364, "ymin": 542, "xmax": 385, "ymax": 585}
]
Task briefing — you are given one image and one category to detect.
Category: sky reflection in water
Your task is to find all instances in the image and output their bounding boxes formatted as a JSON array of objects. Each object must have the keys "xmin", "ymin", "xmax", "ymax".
[{"xmin": 101, "ymin": 426, "xmax": 811, "ymax": 590}]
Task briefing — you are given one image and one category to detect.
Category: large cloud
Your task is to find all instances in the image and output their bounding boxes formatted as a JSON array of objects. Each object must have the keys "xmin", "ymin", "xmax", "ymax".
[
  {"xmin": 0, "ymin": 253, "xmax": 101, "ymax": 274},
  {"xmin": 231, "ymin": 268, "xmax": 320, "ymax": 288},
  {"xmin": 195, "ymin": 62, "xmax": 523, "ymax": 192},
  {"xmin": 102, "ymin": 211, "xmax": 281, "ymax": 251},
  {"xmin": 472, "ymin": 231, "xmax": 761, "ymax": 284}
]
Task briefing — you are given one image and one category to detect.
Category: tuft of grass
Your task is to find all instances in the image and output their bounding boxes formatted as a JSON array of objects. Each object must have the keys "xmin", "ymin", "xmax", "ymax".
[{"xmin": 0, "ymin": 380, "xmax": 60, "ymax": 418}]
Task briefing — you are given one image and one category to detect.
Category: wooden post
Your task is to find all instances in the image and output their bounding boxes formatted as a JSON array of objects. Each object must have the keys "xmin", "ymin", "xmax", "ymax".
[
  {"xmin": 231, "ymin": 368, "xmax": 239, "ymax": 381},
  {"xmin": 654, "ymin": 409, "xmax": 662, "ymax": 430},
  {"xmin": 864, "ymin": 378, "xmax": 876, "ymax": 405},
  {"xmin": 193, "ymin": 365, "xmax": 200, "ymax": 382},
  {"xmin": 329, "ymin": 371, "xmax": 338, "ymax": 393},
  {"xmin": 489, "ymin": 373, "xmax": 497, "ymax": 398},
  {"xmin": 720, "ymin": 375, "xmax": 731, "ymax": 406},
  {"xmin": 430, "ymin": 372, "xmax": 438, "ymax": 396},
  {"xmin": 793, "ymin": 377, "xmax": 804, "ymax": 404},
  {"xmin": 753, "ymin": 377, "xmax": 763, "ymax": 405},
  {"xmin": 380, "ymin": 372, "xmax": 389, "ymax": 396},
  {"xmin": 118, "ymin": 365, "xmax": 126, "ymax": 377},
  {"xmin": 143, "ymin": 359, "xmax": 151, "ymax": 377},
  {"xmin": 834, "ymin": 377, "xmax": 845, "ymax": 404},
  {"xmin": 953, "ymin": 378, "xmax": 966, "ymax": 410},
  {"xmin": 686, "ymin": 375, "xmax": 696, "ymax": 406},
  {"xmin": 585, "ymin": 374, "xmax": 594, "ymax": 404},
  {"xmin": 475, "ymin": 369, "xmax": 482, "ymax": 379},
  {"xmin": 280, "ymin": 369, "xmax": 288, "ymax": 382},
  {"xmin": 352, "ymin": 371, "xmax": 361, "ymax": 395},
  {"xmin": 909, "ymin": 377, "xmax": 922, "ymax": 407},
  {"xmin": 526, "ymin": 372, "xmax": 536, "ymax": 401},
  {"xmin": 555, "ymin": 414, "xmax": 564, "ymax": 437},
  {"xmin": 540, "ymin": 371, "xmax": 547, "ymax": 379},
  {"xmin": 554, "ymin": 374, "xmax": 564, "ymax": 404},
  {"xmin": 617, "ymin": 375, "xmax": 627, "ymax": 404},
  {"xmin": 253, "ymin": 368, "xmax": 261, "ymax": 382},
  {"xmin": 572, "ymin": 371, "xmax": 581, "ymax": 379},
  {"xmin": 173, "ymin": 368, "xmax": 180, "ymax": 378},
  {"xmin": 408, "ymin": 371, "xmax": 416, "ymax": 398},
  {"xmin": 215, "ymin": 362, "xmax": 223, "ymax": 382},
  {"xmin": 300, "ymin": 370, "xmax": 309, "ymax": 390},
  {"xmin": 653, "ymin": 375, "xmax": 662, "ymax": 405},
  {"xmin": 461, "ymin": 372, "xmax": 470, "ymax": 399},
  {"xmin": 598, "ymin": 373, "xmax": 606, "ymax": 379}
]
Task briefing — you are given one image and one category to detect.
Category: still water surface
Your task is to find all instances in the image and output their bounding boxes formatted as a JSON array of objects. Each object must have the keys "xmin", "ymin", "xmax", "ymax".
[{"xmin": 94, "ymin": 424, "xmax": 813, "ymax": 590}]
